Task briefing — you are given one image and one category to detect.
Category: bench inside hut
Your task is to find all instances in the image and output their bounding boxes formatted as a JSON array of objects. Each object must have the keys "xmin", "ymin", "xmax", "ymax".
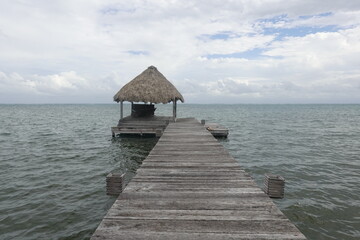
[{"xmin": 131, "ymin": 104, "xmax": 156, "ymax": 118}]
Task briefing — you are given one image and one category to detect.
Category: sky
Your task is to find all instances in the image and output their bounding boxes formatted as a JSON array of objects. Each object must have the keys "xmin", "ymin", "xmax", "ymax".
[{"xmin": 1, "ymin": 0, "xmax": 360, "ymax": 104}]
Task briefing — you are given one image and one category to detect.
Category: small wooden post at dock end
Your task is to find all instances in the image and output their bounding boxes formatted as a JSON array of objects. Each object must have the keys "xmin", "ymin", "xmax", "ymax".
[
  {"xmin": 106, "ymin": 172, "xmax": 125, "ymax": 195},
  {"xmin": 264, "ymin": 174, "xmax": 285, "ymax": 198},
  {"xmin": 155, "ymin": 129, "xmax": 162, "ymax": 137},
  {"xmin": 201, "ymin": 119, "xmax": 206, "ymax": 125}
]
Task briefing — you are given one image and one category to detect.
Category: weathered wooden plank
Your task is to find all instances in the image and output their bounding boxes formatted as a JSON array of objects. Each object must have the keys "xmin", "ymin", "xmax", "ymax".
[
  {"xmin": 145, "ymin": 153, "xmax": 236, "ymax": 160},
  {"xmin": 116, "ymin": 191, "xmax": 270, "ymax": 200},
  {"xmin": 151, "ymin": 145, "xmax": 226, "ymax": 151},
  {"xmin": 113, "ymin": 196, "xmax": 273, "ymax": 210},
  {"xmin": 92, "ymin": 231, "xmax": 306, "ymax": 240},
  {"xmin": 129, "ymin": 178, "xmax": 254, "ymax": 184},
  {"xmin": 138, "ymin": 166, "xmax": 246, "ymax": 170},
  {"xmin": 131, "ymin": 177, "xmax": 254, "ymax": 183},
  {"xmin": 133, "ymin": 172, "xmax": 251, "ymax": 179},
  {"xmin": 123, "ymin": 182, "xmax": 259, "ymax": 190},
  {"xmin": 105, "ymin": 209, "xmax": 287, "ymax": 220},
  {"xmin": 134, "ymin": 167, "xmax": 247, "ymax": 173},
  {"xmin": 124, "ymin": 185, "xmax": 262, "ymax": 193},
  {"xmin": 144, "ymin": 157, "xmax": 236, "ymax": 163},
  {"xmin": 96, "ymin": 219, "xmax": 301, "ymax": 234},
  {"xmin": 157, "ymin": 136, "xmax": 217, "ymax": 142},
  {"xmin": 148, "ymin": 151, "xmax": 230, "ymax": 156},
  {"xmin": 134, "ymin": 172, "xmax": 250, "ymax": 178},
  {"xmin": 141, "ymin": 162, "xmax": 241, "ymax": 167},
  {"xmin": 153, "ymin": 142, "xmax": 222, "ymax": 146},
  {"xmin": 130, "ymin": 179, "xmax": 255, "ymax": 184},
  {"xmin": 136, "ymin": 168, "xmax": 248, "ymax": 173}
]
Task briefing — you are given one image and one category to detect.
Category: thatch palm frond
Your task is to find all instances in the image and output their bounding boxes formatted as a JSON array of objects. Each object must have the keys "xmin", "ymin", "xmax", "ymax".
[{"xmin": 114, "ymin": 66, "xmax": 184, "ymax": 104}]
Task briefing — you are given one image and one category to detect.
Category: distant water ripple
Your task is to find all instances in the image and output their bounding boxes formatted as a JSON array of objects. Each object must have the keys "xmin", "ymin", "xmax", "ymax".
[{"xmin": 0, "ymin": 104, "xmax": 359, "ymax": 240}]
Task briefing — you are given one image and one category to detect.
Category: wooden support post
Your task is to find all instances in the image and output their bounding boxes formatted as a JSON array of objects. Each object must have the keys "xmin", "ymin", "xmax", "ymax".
[
  {"xmin": 120, "ymin": 101, "xmax": 123, "ymax": 120},
  {"xmin": 131, "ymin": 102, "xmax": 134, "ymax": 117},
  {"xmin": 173, "ymin": 99, "xmax": 177, "ymax": 122}
]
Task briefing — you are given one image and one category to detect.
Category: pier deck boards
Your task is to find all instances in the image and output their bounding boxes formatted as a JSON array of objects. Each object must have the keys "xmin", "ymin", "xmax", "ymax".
[
  {"xmin": 204, "ymin": 122, "xmax": 229, "ymax": 137},
  {"xmin": 111, "ymin": 116, "xmax": 172, "ymax": 137},
  {"xmin": 92, "ymin": 118, "xmax": 306, "ymax": 240}
]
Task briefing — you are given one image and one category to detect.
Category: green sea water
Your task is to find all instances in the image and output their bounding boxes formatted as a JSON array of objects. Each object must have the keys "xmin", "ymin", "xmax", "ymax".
[{"xmin": 0, "ymin": 104, "xmax": 359, "ymax": 239}]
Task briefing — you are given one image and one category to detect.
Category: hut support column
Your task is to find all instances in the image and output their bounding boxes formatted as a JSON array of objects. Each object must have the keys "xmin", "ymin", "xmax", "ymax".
[
  {"xmin": 173, "ymin": 99, "xmax": 177, "ymax": 122},
  {"xmin": 120, "ymin": 101, "xmax": 123, "ymax": 120},
  {"xmin": 131, "ymin": 102, "xmax": 134, "ymax": 117}
]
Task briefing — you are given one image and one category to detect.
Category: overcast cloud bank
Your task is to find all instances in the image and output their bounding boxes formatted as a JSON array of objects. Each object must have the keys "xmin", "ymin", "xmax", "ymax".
[{"xmin": 1, "ymin": 0, "xmax": 360, "ymax": 103}]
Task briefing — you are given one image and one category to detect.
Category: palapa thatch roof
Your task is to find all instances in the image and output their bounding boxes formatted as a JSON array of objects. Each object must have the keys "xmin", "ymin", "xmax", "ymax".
[{"xmin": 113, "ymin": 66, "xmax": 184, "ymax": 104}]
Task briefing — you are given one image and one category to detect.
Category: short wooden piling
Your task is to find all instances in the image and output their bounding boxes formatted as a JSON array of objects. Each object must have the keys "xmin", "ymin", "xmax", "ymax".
[
  {"xmin": 264, "ymin": 174, "xmax": 285, "ymax": 198},
  {"xmin": 106, "ymin": 173, "xmax": 125, "ymax": 195}
]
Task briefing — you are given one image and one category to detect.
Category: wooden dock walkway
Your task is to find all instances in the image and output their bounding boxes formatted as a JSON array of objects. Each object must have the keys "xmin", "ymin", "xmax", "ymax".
[{"xmin": 92, "ymin": 118, "xmax": 306, "ymax": 239}]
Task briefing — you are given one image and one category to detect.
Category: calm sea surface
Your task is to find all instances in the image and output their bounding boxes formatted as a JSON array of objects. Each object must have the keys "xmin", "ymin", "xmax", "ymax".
[{"xmin": 0, "ymin": 104, "xmax": 359, "ymax": 240}]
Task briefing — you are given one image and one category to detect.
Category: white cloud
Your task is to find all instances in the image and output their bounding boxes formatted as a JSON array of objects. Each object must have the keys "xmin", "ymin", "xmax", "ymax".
[
  {"xmin": 0, "ymin": 71, "xmax": 123, "ymax": 103},
  {"xmin": 0, "ymin": 0, "xmax": 360, "ymax": 103},
  {"xmin": 199, "ymin": 35, "xmax": 275, "ymax": 55}
]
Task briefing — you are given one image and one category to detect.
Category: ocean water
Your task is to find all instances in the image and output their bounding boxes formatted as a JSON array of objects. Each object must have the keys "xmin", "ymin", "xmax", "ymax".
[{"xmin": 0, "ymin": 104, "xmax": 359, "ymax": 240}]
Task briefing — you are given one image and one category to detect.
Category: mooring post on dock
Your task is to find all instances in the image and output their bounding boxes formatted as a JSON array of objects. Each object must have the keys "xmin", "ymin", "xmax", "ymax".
[
  {"xmin": 106, "ymin": 172, "xmax": 125, "ymax": 195},
  {"xmin": 201, "ymin": 119, "xmax": 206, "ymax": 125},
  {"xmin": 155, "ymin": 129, "xmax": 162, "ymax": 137},
  {"xmin": 264, "ymin": 174, "xmax": 285, "ymax": 198}
]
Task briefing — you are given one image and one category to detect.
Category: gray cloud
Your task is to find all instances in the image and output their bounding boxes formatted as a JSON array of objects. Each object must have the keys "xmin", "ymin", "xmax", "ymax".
[{"xmin": 0, "ymin": 1, "xmax": 360, "ymax": 103}]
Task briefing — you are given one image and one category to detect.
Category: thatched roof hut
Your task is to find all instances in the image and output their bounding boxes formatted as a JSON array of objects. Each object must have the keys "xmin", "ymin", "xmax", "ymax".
[
  {"xmin": 114, "ymin": 66, "xmax": 184, "ymax": 104},
  {"xmin": 114, "ymin": 66, "xmax": 184, "ymax": 121}
]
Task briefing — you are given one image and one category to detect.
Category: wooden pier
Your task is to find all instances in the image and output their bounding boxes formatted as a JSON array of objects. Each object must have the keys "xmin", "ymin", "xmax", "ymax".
[{"xmin": 92, "ymin": 118, "xmax": 306, "ymax": 239}]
